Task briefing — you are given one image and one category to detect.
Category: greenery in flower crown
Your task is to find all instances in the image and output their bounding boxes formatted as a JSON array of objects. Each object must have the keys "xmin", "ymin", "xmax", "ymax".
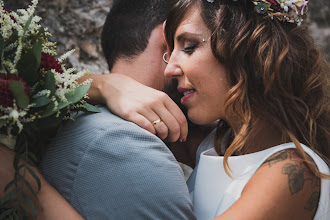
[{"xmin": 0, "ymin": 0, "xmax": 100, "ymax": 218}]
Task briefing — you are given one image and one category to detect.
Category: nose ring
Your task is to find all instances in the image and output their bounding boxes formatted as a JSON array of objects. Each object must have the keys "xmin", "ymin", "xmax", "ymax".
[{"xmin": 163, "ymin": 52, "xmax": 169, "ymax": 64}]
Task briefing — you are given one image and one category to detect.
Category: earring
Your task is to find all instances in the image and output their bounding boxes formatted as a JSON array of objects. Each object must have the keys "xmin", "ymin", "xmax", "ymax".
[
  {"xmin": 163, "ymin": 52, "xmax": 169, "ymax": 64},
  {"xmin": 202, "ymin": 38, "xmax": 206, "ymax": 42}
]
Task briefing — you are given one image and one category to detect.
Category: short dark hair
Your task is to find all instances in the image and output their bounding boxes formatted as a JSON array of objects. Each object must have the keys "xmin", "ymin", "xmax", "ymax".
[{"xmin": 101, "ymin": 0, "xmax": 170, "ymax": 71}]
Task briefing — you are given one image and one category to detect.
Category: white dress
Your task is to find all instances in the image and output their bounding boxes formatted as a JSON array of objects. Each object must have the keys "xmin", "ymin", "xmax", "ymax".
[{"xmin": 187, "ymin": 129, "xmax": 330, "ymax": 220}]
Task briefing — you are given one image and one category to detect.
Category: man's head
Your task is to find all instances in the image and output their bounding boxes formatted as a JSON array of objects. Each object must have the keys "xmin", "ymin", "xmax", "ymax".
[{"xmin": 101, "ymin": 0, "xmax": 171, "ymax": 90}]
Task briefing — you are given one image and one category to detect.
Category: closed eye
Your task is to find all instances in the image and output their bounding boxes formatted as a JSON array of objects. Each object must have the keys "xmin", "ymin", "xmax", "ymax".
[{"xmin": 182, "ymin": 44, "xmax": 198, "ymax": 54}]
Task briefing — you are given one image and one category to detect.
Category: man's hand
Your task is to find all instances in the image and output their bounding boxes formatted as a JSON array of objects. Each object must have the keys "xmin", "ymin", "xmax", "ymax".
[{"xmin": 79, "ymin": 73, "xmax": 188, "ymax": 142}]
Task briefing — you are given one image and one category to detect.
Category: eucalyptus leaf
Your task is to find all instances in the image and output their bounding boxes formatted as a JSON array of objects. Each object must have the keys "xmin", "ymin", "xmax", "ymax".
[
  {"xmin": 0, "ymin": 209, "xmax": 15, "ymax": 219},
  {"xmin": 0, "ymin": 119, "xmax": 5, "ymax": 127},
  {"xmin": 22, "ymin": 191, "xmax": 37, "ymax": 216},
  {"xmin": 32, "ymin": 96, "xmax": 50, "ymax": 108},
  {"xmin": 1, "ymin": 187, "xmax": 21, "ymax": 202},
  {"xmin": 4, "ymin": 177, "xmax": 22, "ymax": 192},
  {"xmin": 56, "ymin": 101, "xmax": 70, "ymax": 111},
  {"xmin": 17, "ymin": 40, "xmax": 42, "ymax": 86},
  {"xmin": 22, "ymin": 16, "xmax": 33, "ymax": 36},
  {"xmin": 13, "ymin": 208, "xmax": 19, "ymax": 220},
  {"xmin": 9, "ymin": 81, "xmax": 30, "ymax": 109},
  {"xmin": 28, "ymin": 152, "xmax": 39, "ymax": 164},
  {"xmin": 25, "ymin": 166, "xmax": 41, "ymax": 191},
  {"xmin": 82, "ymin": 103, "xmax": 101, "ymax": 113},
  {"xmin": 44, "ymin": 71, "xmax": 55, "ymax": 96},
  {"xmin": 21, "ymin": 178, "xmax": 38, "ymax": 199},
  {"xmin": 39, "ymin": 102, "xmax": 56, "ymax": 118},
  {"xmin": 4, "ymin": 31, "xmax": 18, "ymax": 48},
  {"xmin": 65, "ymin": 84, "xmax": 91, "ymax": 104},
  {"xmin": 18, "ymin": 202, "xmax": 28, "ymax": 218},
  {"xmin": 0, "ymin": 33, "xmax": 4, "ymax": 58}
]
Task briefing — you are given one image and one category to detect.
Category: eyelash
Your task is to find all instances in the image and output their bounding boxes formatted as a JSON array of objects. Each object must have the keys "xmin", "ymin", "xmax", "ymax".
[{"xmin": 181, "ymin": 44, "xmax": 198, "ymax": 54}]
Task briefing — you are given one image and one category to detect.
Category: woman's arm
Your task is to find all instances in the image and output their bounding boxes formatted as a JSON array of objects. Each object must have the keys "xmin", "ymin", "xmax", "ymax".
[
  {"xmin": 78, "ymin": 73, "xmax": 188, "ymax": 142},
  {"xmin": 0, "ymin": 144, "xmax": 83, "ymax": 219},
  {"xmin": 214, "ymin": 149, "xmax": 320, "ymax": 220}
]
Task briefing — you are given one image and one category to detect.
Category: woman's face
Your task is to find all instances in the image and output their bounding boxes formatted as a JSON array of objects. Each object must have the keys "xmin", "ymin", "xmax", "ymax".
[{"xmin": 164, "ymin": 6, "xmax": 230, "ymax": 125}]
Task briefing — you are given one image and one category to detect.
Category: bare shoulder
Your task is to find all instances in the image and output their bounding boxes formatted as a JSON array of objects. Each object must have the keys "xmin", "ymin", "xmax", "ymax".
[
  {"xmin": 262, "ymin": 148, "xmax": 320, "ymax": 198},
  {"xmin": 219, "ymin": 148, "xmax": 320, "ymax": 220}
]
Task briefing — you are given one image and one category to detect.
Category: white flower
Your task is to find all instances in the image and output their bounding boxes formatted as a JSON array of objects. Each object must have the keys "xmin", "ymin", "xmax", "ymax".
[{"xmin": 9, "ymin": 109, "xmax": 19, "ymax": 122}]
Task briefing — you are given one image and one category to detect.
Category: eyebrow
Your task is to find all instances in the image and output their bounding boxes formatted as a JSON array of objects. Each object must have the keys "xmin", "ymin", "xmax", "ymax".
[{"xmin": 176, "ymin": 32, "xmax": 204, "ymax": 42}]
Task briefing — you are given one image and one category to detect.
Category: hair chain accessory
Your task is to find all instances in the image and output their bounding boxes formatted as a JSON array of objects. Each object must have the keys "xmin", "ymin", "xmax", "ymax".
[{"xmin": 205, "ymin": 0, "xmax": 309, "ymax": 26}]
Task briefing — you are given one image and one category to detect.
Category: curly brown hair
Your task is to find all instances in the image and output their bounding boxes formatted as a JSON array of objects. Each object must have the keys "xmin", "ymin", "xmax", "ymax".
[{"xmin": 165, "ymin": 0, "xmax": 330, "ymax": 178}]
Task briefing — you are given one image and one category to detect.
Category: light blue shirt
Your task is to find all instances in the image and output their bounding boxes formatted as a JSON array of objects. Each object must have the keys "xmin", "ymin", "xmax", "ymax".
[{"xmin": 40, "ymin": 106, "xmax": 196, "ymax": 219}]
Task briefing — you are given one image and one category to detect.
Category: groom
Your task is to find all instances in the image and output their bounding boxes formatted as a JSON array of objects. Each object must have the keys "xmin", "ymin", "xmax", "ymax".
[{"xmin": 39, "ymin": 0, "xmax": 196, "ymax": 219}]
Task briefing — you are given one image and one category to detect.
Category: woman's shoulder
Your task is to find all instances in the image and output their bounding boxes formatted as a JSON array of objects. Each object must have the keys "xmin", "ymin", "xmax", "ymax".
[
  {"xmin": 242, "ymin": 147, "xmax": 321, "ymax": 219},
  {"xmin": 220, "ymin": 144, "xmax": 329, "ymax": 219}
]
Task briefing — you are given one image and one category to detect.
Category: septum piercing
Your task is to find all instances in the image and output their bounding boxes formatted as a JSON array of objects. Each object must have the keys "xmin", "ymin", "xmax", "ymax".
[{"xmin": 163, "ymin": 52, "xmax": 169, "ymax": 64}]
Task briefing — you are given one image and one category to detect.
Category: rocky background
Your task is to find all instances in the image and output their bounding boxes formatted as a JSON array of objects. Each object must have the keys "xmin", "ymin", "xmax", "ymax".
[{"xmin": 5, "ymin": 0, "xmax": 330, "ymax": 73}]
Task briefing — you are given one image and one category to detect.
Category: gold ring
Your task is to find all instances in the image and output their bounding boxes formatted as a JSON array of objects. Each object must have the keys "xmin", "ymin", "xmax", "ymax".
[{"xmin": 152, "ymin": 119, "xmax": 162, "ymax": 126}]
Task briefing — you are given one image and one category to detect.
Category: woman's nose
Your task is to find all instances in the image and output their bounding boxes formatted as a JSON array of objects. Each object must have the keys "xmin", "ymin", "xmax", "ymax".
[{"xmin": 164, "ymin": 52, "xmax": 183, "ymax": 78}]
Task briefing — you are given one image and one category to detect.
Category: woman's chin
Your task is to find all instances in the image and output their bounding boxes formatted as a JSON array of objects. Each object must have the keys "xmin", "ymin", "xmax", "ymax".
[{"xmin": 187, "ymin": 111, "xmax": 215, "ymax": 125}]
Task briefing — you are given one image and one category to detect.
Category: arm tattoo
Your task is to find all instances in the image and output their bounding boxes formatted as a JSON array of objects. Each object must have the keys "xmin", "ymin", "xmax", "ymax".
[{"xmin": 264, "ymin": 149, "xmax": 321, "ymax": 211}]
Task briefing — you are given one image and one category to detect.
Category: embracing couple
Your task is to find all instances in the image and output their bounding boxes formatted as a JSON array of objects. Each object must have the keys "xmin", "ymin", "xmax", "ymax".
[{"xmin": 1, "ymin": 0, "xmax": 330, "ymax": 219}]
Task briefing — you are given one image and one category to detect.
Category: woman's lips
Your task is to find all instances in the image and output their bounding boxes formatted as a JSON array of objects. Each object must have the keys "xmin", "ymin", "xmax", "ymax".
[{"xmin": 179, "ymin": 89, "xmax": 195, "ymax": 104}]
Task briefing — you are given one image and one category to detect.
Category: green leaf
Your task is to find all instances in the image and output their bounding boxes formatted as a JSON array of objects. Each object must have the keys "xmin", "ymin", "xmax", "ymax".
[
  {"xmin": 9, "ymin": 81, "xmax": 30, "ymax": 109},
  {"xmin": 0, "ymin": 33, "xmax": 4, "ymax": 58},
  {"xmin": 39, "ymin": 102, "xmax": 57, "ymax": 118},
  {"xmin": 65, "ymin": 84, "xmax": 91, "ymax": 104},
  {"xmin": 17, "ymin": 40, "xmax": 42, "ymax": 86},
  {"xmin": 32, "ymin": 96, "xmax": 50, "ymax": 108},
  {"xmin": 56, "ymin": 101, "xmax": 70, "ymax": 111},
  {"xmin": 0, "ymin": 119, "xmax": 5, "ymax": 127},
  {"xmin": 28, "ymin": 152, "xmax": 39, "ymax": 164},
  {"xmin": 44, "ymin": 70, "xmax": 56, "ymax": 96},
  {"xmin": 25, "ymin": 166, "xmax": 41, "ymax": 191},
  {"xmin": 4, "ymin": 177, "xmax": 22, "ymax": 192},
  {"xmin": 0, "ymin": 209, "xmax": 15, "ymax": 219},
  {"xmin": 22, "ymin": 16, "xmax": 33, "ymax": 36},
  {"xmin": 21, "ymin": 178, "xmax": 38, "ymax": 199},
  {"xmin": 82, "ymin": 103, "xmax": 101, "ymax": 113},
  {"xmin": 18, "ymin": 202, "xmax": 28, "ymax": 217},
  {"xmin": 4, "ymin": 31, "xmax": 18, "ymax": 48},
  {"xmin": 22, "ymin": 191, "xmax": 37, "ymax": 216},
  {"xmin": 1, "ymin": 187, "xmax": 21, "ymax": 203}
]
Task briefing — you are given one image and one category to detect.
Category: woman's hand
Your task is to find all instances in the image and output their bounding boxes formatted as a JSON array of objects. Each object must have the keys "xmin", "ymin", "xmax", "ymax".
[
  {"xmin": 0, "ymin": 143, "xmax": 83, "ymax": 219},
  {"xmin": 79, "ymin": 73, "xmax": 188, "ymax": 142}
]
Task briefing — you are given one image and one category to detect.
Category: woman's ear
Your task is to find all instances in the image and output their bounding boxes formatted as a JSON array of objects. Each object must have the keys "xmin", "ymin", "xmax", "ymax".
[{"xmin": 162, "ymin": 20, "xmax": 171, "ymax": 56}]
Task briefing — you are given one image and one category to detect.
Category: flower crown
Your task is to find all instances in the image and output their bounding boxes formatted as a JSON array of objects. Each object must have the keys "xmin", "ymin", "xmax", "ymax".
[{"xmin": 206, "ymin": 0, "xmax": 309, "ymax": 26}]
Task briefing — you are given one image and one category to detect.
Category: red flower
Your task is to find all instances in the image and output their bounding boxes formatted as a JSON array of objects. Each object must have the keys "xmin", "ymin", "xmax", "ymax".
[
  {"xmin": 0, "ymin": 73, "xmax": 30, "ymax": 108},
  {"xmin": 3, "ymin": 8, "xmax": 16, "ymax": 23},
  {"xmin": 40, "ymin": 53, "xmax": 63, "ymax": 74}
]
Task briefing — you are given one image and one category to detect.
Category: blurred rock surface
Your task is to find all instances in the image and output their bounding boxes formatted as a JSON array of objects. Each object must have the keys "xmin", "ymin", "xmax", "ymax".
[{"xmin": 5, "ymin": 0, "xmax": 330, "ymax": 73}]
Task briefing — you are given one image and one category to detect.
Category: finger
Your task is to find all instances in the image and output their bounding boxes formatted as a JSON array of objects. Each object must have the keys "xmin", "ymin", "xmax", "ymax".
[
  {"xmin": 153, "ymin": 121, "xmax": 169, "ymax": 140},
  {"xmin": 151, "ymin": 106, "xmax": 180, "ymax": 142},
  {"xmin": 163, "ymin": 99, "xmax": 188, "ymax": 142},
  {"xmin": 126, "ymin": 112, "xmax": 156, "ymax": 135},
  {"xmin": 138, "ymin": 108, "xmax": 169, "ymax": 140}
]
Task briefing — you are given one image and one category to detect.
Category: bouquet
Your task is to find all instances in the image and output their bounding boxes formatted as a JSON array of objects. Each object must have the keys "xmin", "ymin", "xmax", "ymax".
[{"xmin": 0, "ymin": 0, "xmax": 99, "ymax": 218}]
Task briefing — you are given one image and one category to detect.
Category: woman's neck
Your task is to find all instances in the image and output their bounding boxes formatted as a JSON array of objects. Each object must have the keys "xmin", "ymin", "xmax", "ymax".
[{"xmin": 230, "ymin": 118, "xmax": 284, "ymax": 155}]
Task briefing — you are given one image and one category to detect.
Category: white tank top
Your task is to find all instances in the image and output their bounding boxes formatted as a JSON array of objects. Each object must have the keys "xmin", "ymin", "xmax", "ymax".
[{"xmin": 187, "ymin": 130, "xmax": 330, "ymax": 220}]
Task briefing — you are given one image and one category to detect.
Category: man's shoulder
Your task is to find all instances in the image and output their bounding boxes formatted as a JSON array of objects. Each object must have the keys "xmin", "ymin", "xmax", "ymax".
[
  {"xmin": 58, "ymin": 105, "xmax": 155, "ymax": 141},
  {"xmin": 71, "ymin": 105, "xmax": 139, "ymax": 130}
]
